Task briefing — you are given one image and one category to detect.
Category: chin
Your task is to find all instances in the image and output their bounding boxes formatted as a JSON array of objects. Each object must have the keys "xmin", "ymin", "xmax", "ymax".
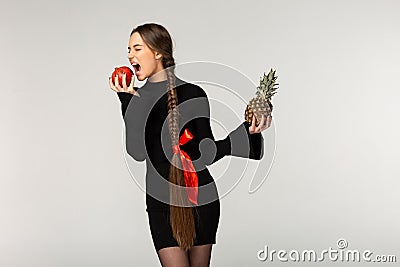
[{"xmin": 136, "ymin": 74, "xmax": 147, "ymax": 81}]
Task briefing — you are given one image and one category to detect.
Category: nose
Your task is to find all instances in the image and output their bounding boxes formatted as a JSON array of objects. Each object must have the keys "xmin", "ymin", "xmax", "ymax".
[{"xmin": 127, "ymin": 50, "xmax": 135, "ymax": 59}]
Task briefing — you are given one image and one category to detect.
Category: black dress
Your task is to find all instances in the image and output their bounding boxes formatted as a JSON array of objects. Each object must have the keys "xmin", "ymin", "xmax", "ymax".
[{"xmin": 117, "ymin": 74, "xmax": 264, "ymax": 251}]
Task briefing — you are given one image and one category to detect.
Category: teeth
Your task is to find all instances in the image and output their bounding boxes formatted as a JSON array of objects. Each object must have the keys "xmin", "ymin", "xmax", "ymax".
[{"xmin": 132, "ymin": 63, "xmax": 140, "ymax": 71}]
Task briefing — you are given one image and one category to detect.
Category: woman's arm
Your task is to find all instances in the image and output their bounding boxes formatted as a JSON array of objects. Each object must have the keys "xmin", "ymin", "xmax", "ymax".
[
  {"xmin": 116, "ymin": 88, "xmax": 146, "ymax": 162},
  {"xmin": 117, "ymin": 91, "xmax": 134, "ymax": 117},
  {"xmin": 228, "ymin": 120, "xmax": 264, "ymax": 160},
  {"xmin": 192, "ymin": 87, "xmax": 264, "ymax": 166}
]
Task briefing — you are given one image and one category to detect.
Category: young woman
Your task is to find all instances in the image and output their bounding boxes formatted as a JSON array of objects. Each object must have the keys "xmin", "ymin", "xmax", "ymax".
[{"xmin": 109, "ymin": 23, "xmax": 272, "ymax": 267}]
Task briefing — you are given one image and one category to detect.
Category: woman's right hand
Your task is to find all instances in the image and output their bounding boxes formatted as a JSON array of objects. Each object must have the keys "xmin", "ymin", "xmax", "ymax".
[{"xmin": 109, "ymin": 73, "xmax": 140, "ymax": 97}]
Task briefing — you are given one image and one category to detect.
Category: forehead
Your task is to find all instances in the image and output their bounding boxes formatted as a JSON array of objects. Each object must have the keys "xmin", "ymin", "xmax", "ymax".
[{"xmin": 128, "ymin": 32, "xmax": 144, "ymax": 46}]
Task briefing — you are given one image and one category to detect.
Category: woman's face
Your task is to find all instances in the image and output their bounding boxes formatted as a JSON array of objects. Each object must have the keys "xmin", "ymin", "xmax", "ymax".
[{"xmin": 128, "ymin": 32, "xmax": 163, "ymax": 81}]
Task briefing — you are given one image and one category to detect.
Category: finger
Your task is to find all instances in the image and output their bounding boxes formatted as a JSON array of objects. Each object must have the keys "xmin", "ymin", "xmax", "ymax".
[
  {"xmin": 261, "ymin": 116, "xmax": 270, "ymax": 131},
  {"xmin": 253, "ymin": 115, "xmax": 261, "ymax": 133},
  {"xmin": 127, "ymin": 75, "xmax": 135, "ymax": 92},
  {"xmin": 109, "ymin": 77, "xmax": 117, "ymax": 92},
  {"xmin": 249, "ymin": 115, "xmax": 256, "ymax": 133},
  {"xmin": 261, "ymin": 115, "xmax": 269, "ymax": 130},
  {"xmin": 122, "ymin": 73, "xmax": 127, "ymax": 90},
  {"xmin": 127, "ymin": 75, "xmax": 133, "ymax": 90},
  {"xmin": 256, "ymin": 115, "xmax": 265, "ymax": 132},
  {"xmin": 126, "ymin": 75, "xmax": 140, "ymax": 97},
  {"xmin": 266, "ymin": 115, "xmax": 272, "ymax": 128},
  {"xmin": 114, "ymin": 75, "xmax": 122, "ymax": 91},
  {"xmin": 129, "ymin": 75, "xmax": 135, "ymax": 88},
  {"xmin": 113, "ymin": 75, "xmax": 118, "ymax": 88},
  {"xmin": 129, "ymin": 87, "xmax": 140, "ymax": 97}
]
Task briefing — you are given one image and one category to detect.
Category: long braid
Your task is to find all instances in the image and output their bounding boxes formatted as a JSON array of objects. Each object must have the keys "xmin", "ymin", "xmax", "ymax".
[
  {"xmin": 164, "ymin": 57, "xmax": 196, "ymax": 251},
  {"xmin": 130, "ymin": 23, "xmax": 196, "ymax": 252}
]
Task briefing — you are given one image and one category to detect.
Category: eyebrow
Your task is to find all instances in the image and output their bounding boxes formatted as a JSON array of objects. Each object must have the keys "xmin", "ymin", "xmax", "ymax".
[{"xmin": 128, "ymin": 44, "xmax": 143, "ymax": 49}]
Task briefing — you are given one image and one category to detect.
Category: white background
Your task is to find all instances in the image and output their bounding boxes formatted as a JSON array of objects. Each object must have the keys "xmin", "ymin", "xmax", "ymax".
[{"xmin": 1, "ymin": 0, "xmax": 399, "ymax": 266}]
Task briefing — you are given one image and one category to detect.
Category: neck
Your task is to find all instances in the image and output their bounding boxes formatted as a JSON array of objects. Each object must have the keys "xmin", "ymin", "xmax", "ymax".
[{"xmin": 148, "ymin": 68, "xmax": 168, "ymax": 83}]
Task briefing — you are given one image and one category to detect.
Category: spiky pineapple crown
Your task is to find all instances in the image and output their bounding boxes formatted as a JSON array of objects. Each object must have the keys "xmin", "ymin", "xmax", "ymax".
[{"xmin": 256, "ymin": 68, "xmax": 279, "ymax": 100}]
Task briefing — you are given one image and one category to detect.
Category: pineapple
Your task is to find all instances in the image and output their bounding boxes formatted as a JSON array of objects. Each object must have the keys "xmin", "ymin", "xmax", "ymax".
[{"xmin": 245, "ymin": 68, "xmax": 279, "ymax": 126}]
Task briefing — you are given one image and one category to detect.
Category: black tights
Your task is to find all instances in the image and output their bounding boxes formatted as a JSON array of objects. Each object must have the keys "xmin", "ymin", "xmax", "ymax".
[{"xmin": 156, "ymin": 244, "xmax": 213, "ymax": 267}]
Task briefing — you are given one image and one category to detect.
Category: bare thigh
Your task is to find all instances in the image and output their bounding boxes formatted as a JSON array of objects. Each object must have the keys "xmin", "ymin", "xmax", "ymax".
[
  {"xmin": 189, "ymin": 244, "xmax": 213, "ymax": 267},
  {"xmin": 157, "ymin": 246, "xmax": 190, "ymax": 267}
]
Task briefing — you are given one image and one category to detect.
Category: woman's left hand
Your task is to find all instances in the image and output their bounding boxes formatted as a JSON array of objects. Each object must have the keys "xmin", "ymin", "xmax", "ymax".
[{"xmin": 249, "ymin": 114, "xmax": 272, "ymax": 134}]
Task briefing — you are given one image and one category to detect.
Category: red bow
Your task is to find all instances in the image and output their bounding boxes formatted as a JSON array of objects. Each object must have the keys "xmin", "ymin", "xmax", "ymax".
[{"xmin": 172, "ymin": 128, "xmax": 198, "ymax": 205}]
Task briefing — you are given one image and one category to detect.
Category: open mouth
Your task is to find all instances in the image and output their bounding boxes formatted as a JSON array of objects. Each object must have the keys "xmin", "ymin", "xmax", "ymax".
[{"xmin": 132, "ymin": 63, "xmax": 142, "ymax": 75}]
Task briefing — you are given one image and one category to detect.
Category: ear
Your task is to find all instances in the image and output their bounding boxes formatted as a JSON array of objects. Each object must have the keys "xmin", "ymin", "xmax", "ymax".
[{"xmin": 155, "ymin": 52, "xmax": 162, "ymax": 60}]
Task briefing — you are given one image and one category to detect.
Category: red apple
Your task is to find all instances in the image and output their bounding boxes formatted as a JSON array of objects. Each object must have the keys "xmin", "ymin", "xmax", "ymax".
[{"xmin": 111, "ymin": 66, "xmax": 134, "ymax": 87}]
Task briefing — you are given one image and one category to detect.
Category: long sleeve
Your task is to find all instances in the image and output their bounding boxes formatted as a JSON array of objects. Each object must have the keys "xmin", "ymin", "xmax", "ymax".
[
  {"xmin": 116, "ymin": 89, "xmax": 146, "ymax": 162},
  {"xmin": 117, "ymin": 92, "xmax": 134, "ymax": 117},
  {"xmin": 192, "ymin": 87, "xmax": 264, "ymax": 167},
  {"xmin": 227, "ymin": 120, "xmax": 264, "ymax": 160},
  {"xmin": 192, "ymin": 115, "xmax": 232, "ymax": 167}
]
